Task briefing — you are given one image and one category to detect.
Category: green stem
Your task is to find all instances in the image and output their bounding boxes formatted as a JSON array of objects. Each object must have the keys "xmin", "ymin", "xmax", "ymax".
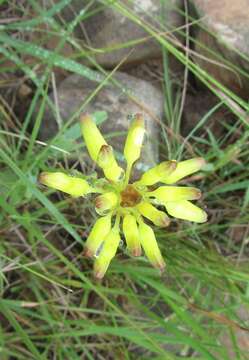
[
  {"xmin": 135, "ymin": 212, "xmax": 143, "ymax": 225},
  {"xmin": 92, "ymin": 188, "xmax": 105, "ymax": 194},
  {"xmin": 114, "ymin": 213, "xmax": 121, "ymax": 231},
  {"xmin": 124, "ymin": 162, "xmax": 132, "ymax": 186}
]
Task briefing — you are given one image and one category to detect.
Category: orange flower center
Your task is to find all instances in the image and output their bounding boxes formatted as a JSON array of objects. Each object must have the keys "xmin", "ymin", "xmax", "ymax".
[{"xmin": 120, "ymin": 185, "xmax": 142, "ymax": 207}]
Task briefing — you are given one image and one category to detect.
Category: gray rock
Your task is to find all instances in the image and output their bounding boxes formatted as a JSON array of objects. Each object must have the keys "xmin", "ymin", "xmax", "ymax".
[
  {"xmin": 44, "ymin": 0, "xmax": 183, "ymax": 67},
  {"xmin": 192, "ymin": 0, "xmax": 249, "ymax": 98},
  {"xmin": 40, "ymin": 72, "xmax": 164, "ymax": 177},
  {"xmin": 182, "ymin": 91, "xmax": 230, "ymax": 138}
]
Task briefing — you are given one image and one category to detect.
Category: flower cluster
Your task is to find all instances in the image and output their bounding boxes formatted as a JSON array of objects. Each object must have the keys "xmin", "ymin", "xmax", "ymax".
[{"xmin": 39, "ymin": 113, "xmax": 207, "ymax": 278}]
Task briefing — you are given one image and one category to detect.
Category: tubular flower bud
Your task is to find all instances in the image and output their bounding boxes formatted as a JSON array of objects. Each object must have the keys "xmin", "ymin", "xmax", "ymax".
[
  {"xmin": 39, "ymin": 172, "xmax": 93, "ymax": 197},
  {"xmin": 84, "ymin": 214, "xmax": 112, "ymax": 258},
  {"xmin": 94, "ymin": 228, "xmax": 121, "ymax": 279},
  {"xmin": 164, "ymin": 200, "xmax": 207, "ymax": 223},
  {"xmin": 149, "ymin": 186, "xmax": 202, "ymax": 203},
  {"xmin": 163, "ymin": 157, "xmax": 206, "ymax": 184},
  {"xmin": 137, "ymin": 160, "xmax": 177, "ymax": 186},
  {"xmin": 80, "ymin": 114, "xmax": 107, "ymax": 161},
  {"xmin": 124, "ymin": 114, "xmax": 145, "ymax": 168},
  {"xmin": 138, "ymin": 221, "xmax": 165, "ymax": 271},
  {"xmin": 97, "ymin": 145, "xmax": 124, "ymax": 182},
  {"xmin": 39, "ymin": 112, "xmax": 208, "ymax": 278},
  {"xmin": 122, "ymin": 214, "xmax": 141, "ymax": 256},
  {"xmin": 136, "ymin": 202, "xmax": 170, "ymax": 227},
  {"xmin": 95, "ymin": 192, "xmax": 118, "ymax": 215}
]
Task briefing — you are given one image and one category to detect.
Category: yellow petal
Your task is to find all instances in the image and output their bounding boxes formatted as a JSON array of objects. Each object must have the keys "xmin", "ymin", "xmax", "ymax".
[
  {"xmin": 136, "ymin": 202, "xmax": 169, "ymax": 227},
  {"xmin": 122, "ymin": 214, "xmax": 141, "ymax": 256},
  {"xmin": 149, "ymin": 186, "xmax": 201, "ymax": 202},
  {"xmin": 97, "ymin": 145, "xmax": 124, "ymax": 182},
  {"xmin": 124, "ymin": 113, "xmax": 145, "ymax": 168},
  {"xmin": 39, "ymin": 172, "xmax": 93, "ymax": 197},
  {"xmin": 84, "ymin": 214, "xmax": 112, "ymax": 258},
  {"xmin": 95, "ymin": 192, "xmax": 118, "ymax": 215},
  {"xmin": 164, "ymin": 200, "xmax": 207, "ymax": 223},
  {"xmin": 94, "ymin": 228, "xmax": 120, "ymax": 279},
  {"xmin": 138, "ymin": 221, "xmax": 165, "ymax": 271},
  {"xmin": 162, "ymin": 158, "xmax": 205, "ymax": 184},
  {"xmin": 80, "ymin": 113, "xmax": 107, "ymax": 161},
  {"xmin": 138, "ymin": 160, "xmax": 177, "ymax": 186}
]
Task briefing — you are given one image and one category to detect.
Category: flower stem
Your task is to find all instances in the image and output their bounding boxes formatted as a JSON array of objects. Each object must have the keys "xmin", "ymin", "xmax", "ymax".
[
  {"xmin": 114, "ymin": 213, "xmax": 121, "ymax": 231},
  {"xmin": 124, "ymin": 162, "xmax": 132, "ymax": 186}
]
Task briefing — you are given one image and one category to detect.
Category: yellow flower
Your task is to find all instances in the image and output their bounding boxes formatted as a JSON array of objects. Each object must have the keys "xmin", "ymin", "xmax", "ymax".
[
  {"xmin": 122, "ymin": 214, "xmax": 141, "ymax": 256},
  {"xmin": 38, "ymin": 172, "xmax": 93, "ymax": 197},
  {"xmin": 39, "ymin": 113, "xmax": 207, "ymax": 278}
]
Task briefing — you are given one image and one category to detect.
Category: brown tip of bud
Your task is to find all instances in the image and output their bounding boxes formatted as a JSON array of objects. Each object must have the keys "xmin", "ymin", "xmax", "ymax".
[
  {"xmin": 156, "ymin": 260, "xmax": 166, "ymax": 273},
  {"xmin": 197, "ymin": 157, "xmax": 206, "ymax": 167},
  {"xmin": 169, "ymin": 160, "xmax": 177, "ymax": 170},
  {"xmin": 100, "ymin": 144, "xmax": 111, "ymax": 155},
  {"xmin": 134, "ymin": 113, "xmax": 144, "ymax": 126},
  {"xmin": 94, "ymin": 270, "xmax": 104, "ymax": 280},
  {"xmin": 160, "ymin": 217, "xmax": 170, "ymax": 228},
  {"xmin": 80, "ymin": 113, "xmax": 92, "ymax": 124},
  {"xmin": 196, "ymin": 190, "xmax": 202, "ymax": 199},
  {"xmin": 134, "ymin": 113, "xmax": 143, "ymax": 119},
  {"xmin": 131, "ymin": 247, "xmax": 142, "ymax": 257},
  {"xmin": 83, "ymin": 248, "xmax": 94, "ymax": 258},
  {"xmin": 95, "ymin": 197, "xmax": 103, "ymax": 209},
  {"xmin": 38, "ymin": 172, "xmax": 48, "ymax": 184},
  {"xmin": 193, "ymin": 189, "xmax": 202, "ymax": 200}
]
